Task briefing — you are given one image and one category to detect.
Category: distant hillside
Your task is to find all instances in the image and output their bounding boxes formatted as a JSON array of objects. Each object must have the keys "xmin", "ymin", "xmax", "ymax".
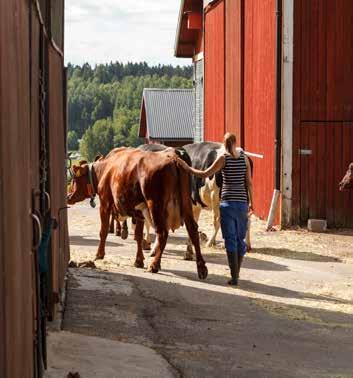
[
  {"xmin": 67, "ymin": 61, "xmax": 193, "ymax": 160},
  {"xmin": 67, "ymin": 61, "xmax": 193, "ymax": 82}
]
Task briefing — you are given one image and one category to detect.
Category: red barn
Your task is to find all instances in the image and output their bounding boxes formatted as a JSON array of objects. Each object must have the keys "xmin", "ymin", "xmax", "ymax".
[{"xmin": 175, "ymin": 0, "xmax": 353, "ymax": 228}]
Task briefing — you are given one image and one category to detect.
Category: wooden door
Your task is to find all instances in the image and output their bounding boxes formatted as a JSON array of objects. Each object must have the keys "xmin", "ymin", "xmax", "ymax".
[
  {"xmin": 300, "ymin": 123, "xmax": 353, "ymax": 227},
  {"xmin": 296, "ymin": 0, "xmax": 353, "ymax": 226}
]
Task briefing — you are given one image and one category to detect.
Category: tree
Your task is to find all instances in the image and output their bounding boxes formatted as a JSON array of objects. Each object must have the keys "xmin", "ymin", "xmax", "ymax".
[
  {"xmin": 68, "ymin": 61, "xmax": 193, "ymax": 152},
  {"xmin": 67, "ymin": 130, "xmax": 79, "ymax": 150},
  {"xmin": 113, "ymin": 108, "xmax": 141, "ymax": 147},
  {"xmin": 126, "ymin": 124, "xmax": 143, "ymax": 147},
  {"xmin": 79, "ymin": 119, "xmax": 115, "ymax": 161}
]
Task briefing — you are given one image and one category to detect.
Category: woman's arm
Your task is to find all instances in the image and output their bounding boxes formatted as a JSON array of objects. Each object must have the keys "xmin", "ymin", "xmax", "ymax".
[
  {"xmin": 245, "ymin": 156, "xmax": 254, "ymax": 211},
  {"xmin": 176, "ymin": 155, "xmax": 225, "ymax": 178}
]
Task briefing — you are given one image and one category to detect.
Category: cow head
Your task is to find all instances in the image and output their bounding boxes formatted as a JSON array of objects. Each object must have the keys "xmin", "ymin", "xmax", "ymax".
[
  {"xmin": 67, "ymin": 160, "xmax": 93, "ymax": 205},
  {"xmin": 339, "ymin": 163, "xmax": 353, "ymax": 191}
]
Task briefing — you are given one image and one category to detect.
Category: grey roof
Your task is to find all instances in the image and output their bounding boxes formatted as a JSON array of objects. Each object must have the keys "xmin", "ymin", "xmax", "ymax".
[{"xmin": 141, "ymin": 88, "xmax": 194, "ymax": 140}]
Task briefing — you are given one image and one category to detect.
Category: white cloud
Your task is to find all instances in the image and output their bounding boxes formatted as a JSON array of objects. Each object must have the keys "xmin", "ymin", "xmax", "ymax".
[{"xmin": 65, "ymin": 0, "xmax": 190, "ymax": 66}]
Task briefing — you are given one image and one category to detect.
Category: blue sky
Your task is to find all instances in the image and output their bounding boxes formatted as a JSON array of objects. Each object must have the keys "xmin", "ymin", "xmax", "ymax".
[{"xmin": 65, "ymin": 0, "xmax": 190, "ymax": 66}]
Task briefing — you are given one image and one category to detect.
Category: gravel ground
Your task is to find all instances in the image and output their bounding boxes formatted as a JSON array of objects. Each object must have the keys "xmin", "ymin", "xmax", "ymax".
[{"xmin": 47, "ymin": 200, "xmax": 353, "ymax": 378}]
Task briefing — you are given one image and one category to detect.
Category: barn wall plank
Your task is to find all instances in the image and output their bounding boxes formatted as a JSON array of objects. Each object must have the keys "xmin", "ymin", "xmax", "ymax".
[
  {"xmin": 204, "ymin": 0, "xmax": 225, "ymax": 142},
  {"xmin": 0, "ymin": 0, "xmax": 34, "ymax": 376},
  {"xmin": 308, "ymin": 124, "xmax": 318, "ymax": 219},
  {"xmin": 244, "ymin": 0, "xmax": 276, "ymax": 220},
  {"xmin": 326, "ymin": 1, "xmax": 353, "ymax": 121},
  {"xmin": 225, "ymin": 0, "xmax": 242, "ymax": 142},
  {"xmin": 291, "ymin": 0, "xmax": 302, "ymax": 224},
  {"xmin": 316, "ymin": 123, "xmax": 327, "ymax": 219},
  {"xmin": 299, "ymin": 125, "xmax": 310, "ymax": 223},
  {"xmin": 342, "ymin": 124, "xmax": 353, "ymax": 227},
  {"xmin": 300, "ymin": 0, "xmax": 327, "ymax": 121}
]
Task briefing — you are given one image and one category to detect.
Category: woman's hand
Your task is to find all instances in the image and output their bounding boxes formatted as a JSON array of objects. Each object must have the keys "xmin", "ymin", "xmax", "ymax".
[{"xmin": 248, "ymin": 203, "xmax": 254, "ymax": 214}]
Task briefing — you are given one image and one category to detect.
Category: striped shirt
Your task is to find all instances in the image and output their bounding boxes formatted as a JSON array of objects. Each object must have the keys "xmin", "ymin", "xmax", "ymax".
[{"xmin": 221, "ymin": 152, "xmax": 248, "ymax": 202}]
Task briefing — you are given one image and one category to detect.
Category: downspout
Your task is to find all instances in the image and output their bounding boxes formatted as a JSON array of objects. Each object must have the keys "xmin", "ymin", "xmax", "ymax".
[{"xmin": 266, "ymin": 0, "xmax": 282, "ymax": 231}]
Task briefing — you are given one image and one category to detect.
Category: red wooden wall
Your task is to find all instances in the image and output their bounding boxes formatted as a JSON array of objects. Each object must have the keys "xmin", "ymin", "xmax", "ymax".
[
  {"xmin": 203, "ymin": 0, "xmax": 276, "ymax": 221},
  {"xmin": 244, "ymin": 0, "xmax": 276, "ymax": 221},
  {"xmin": 204, "ymin": 0, "xmax": 225, "ymax": 142},
  {"xmin": 293, "ymin": 0, "xmax": 353, "ymax": 227},
  {"xmin": 204, "ymin": 0, "xmax": 243, "ymax": 143},
  {"xmin": 225, "ymin": 0, "xmax": 243, "ymax": 143},
  {"xmin": 1, "ymin": 1, "xmax": 68, "ymax": 376},
  {"xmin": 0, "ymin": 1, "xmax": 34, "ymax": 375}
]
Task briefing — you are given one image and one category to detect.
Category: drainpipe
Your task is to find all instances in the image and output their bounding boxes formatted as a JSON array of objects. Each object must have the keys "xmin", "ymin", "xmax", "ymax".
[{"xmin": 266, "ymin": 0, "xmax": 282, "ymax": 231}]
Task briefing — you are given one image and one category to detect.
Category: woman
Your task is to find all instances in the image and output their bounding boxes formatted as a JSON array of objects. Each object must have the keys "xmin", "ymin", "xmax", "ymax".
[{"xmin": 177, "ymin": 133, "xmax": 253, "ymax": 286}]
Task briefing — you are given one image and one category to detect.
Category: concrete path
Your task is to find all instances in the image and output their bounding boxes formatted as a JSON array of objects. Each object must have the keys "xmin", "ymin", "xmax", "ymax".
[
  {"xmin": 46, "ymin": 331, "xmax": 175, "ymax": 378},
  {"xmin": 46, "ymin": 201, "xmax": 353, "ymax": 378}
]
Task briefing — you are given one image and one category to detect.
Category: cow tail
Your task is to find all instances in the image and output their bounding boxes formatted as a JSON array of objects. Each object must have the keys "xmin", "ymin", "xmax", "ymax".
[
  {"xmin": 175, "ymin": 148, "xmax": 197, "ymax": 206},
  {"xmin": 194, "ymin": 177, "xmax": 207, "ymax": 208}
]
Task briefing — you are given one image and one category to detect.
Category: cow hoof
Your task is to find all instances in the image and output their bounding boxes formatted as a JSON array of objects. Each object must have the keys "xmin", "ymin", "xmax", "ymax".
[
  {"xmin": 121, "ymin": 229, "xmax": 129, "ymax": 240},
  {"xmin": 94, "ymin": 254, "xmax": 105, "ymax": 261},
  {"xmin": 142, "ymin": 239, "xmax": 151, "ymax": 250},
  {"xmin": 134, "ymin": 260, "xmax": 144, "ymax": 269},
  {"xmin": 150, "ymin": 249, "xmax": 156, "ymax": 257},
  {"xmin": 197, "ymin": 263, "xmax": 208, "ymax": 280},
  {"xmin": 247, "ymin": 245, "xmax": 252, "ymax": 253},
  {"xmin": 206, "ymin": 239, "xmax": 216, "ymax": 248},
  {"xmin": 109, "ymin": 229, "xmax": 114, "ymax": 234},
  {"xmin": 116, "ymin": 230, "xmax": 121, "ymax": 237},
  {"xmin": 199, "ymin": 232, "xmax": 208, "ymax": 243},
  {"xmin": 148, "ymin": 263, "xmax": 160, "ymax": 273},
  {"xmin": 184, "ymin": 253, "xmax": 193, "ymax": 261}
]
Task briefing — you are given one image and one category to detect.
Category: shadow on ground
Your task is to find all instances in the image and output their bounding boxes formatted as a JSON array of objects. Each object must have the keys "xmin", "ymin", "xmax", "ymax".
[
  {"xmin": 70, "ymin": 235, "xmax": 123, "ymax": 248},
  {"xmin": 163, "ymin": 249, "xmax": 289, "ymax": 272},
  {"xmin": 62, "ymin": 267, "xmax": 353, "ymax": 378},
  {"xmin": 162, "ymin": 268, "xmax": 353, "ymax": 305},
  {"xmin": 251, "ymin": 247, "xmax": 342, "ymax": 263}
]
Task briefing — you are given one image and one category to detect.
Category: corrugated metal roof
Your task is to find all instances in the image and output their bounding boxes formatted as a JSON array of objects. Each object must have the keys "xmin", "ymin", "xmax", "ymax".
[{"xmin": 141, "ymin": 88, "xmax": 194, "ymax": 140}]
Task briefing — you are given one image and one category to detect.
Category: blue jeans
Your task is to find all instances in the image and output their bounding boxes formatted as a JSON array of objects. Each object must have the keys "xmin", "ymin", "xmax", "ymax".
[{"xmin": 220, "ymin": 201, "xmax": 248, "ymax": 256}]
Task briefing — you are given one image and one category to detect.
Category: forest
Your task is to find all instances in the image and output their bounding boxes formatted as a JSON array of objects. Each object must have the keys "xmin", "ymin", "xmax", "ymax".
[{"xmin": 67, "ymin": 62, "xmax": 193, "ymax": 160}]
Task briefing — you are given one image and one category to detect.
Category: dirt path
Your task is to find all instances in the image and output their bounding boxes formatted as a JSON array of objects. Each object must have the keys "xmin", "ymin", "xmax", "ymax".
[{"xmin": 47, "ymin": 201, "xmax": 353, "ymax": 377}]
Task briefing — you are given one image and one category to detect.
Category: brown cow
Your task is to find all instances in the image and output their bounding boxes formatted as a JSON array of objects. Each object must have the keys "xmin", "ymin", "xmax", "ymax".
[
  {"xmin": 67, "ymin": 147, "xmax": 208, "ymax": 279},
  {"xmin": 339, "ymin": 163, "xmax": 353, "ymax": 191}
]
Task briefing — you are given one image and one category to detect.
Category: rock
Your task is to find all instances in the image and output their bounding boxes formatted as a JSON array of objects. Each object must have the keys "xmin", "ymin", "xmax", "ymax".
[{"xmin": 308, "ymin": 219, "xmax": 327, "ymax": 233}]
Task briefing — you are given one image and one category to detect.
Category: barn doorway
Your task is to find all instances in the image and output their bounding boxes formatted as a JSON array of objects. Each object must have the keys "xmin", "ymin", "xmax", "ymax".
[
  {"xmin": 295, "ymin": 0, "xmax": 353, "ymax": 228},
  {"xmin": 299, "ymin": 123, "xmax": 353, "ymax": 227}
]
